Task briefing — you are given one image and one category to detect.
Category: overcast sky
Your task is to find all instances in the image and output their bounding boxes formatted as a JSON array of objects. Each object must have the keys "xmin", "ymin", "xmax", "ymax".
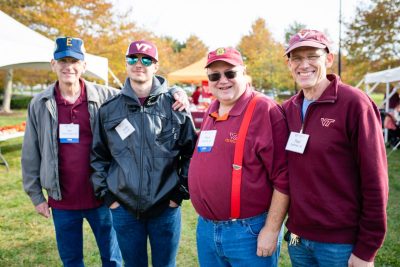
[{"xmin": 112, "ymin": 0, "xmax": 369, "ymax": 51}]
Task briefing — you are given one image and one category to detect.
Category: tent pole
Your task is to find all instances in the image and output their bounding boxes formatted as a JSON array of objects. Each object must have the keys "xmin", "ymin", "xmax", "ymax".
[{"xmin": 1, "ymin": 69, "xmax": 13, "ymax": 113}]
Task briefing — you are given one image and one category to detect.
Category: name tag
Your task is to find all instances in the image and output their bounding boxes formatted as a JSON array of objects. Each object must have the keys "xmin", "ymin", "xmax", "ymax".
[
  {"xmin": 59, "ymin": 124, "xmax": 79, "ymax": 143},
  {"xmin": 197, "ymin": 130, "xmax": 217, "ymax": 152},
  {"xmin": 115, "ymin": 118, "xmax": 135, "ymax": 140},
  {"xmin": 285, "ymin": 131, "xmax": 309, "ymax": 154}
]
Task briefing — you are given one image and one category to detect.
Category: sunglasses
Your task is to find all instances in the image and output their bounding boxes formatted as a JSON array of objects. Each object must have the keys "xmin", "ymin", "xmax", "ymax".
[
  {"xmin": 207, "ymin": 70, "xmax": 238, "ymax": 82},
  {"xmin": 126, "ymin": 56, "xmax": 154, "ymax": 67}
]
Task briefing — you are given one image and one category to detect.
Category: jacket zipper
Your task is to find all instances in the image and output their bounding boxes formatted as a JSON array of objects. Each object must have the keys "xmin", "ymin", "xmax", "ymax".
[
  {"xmin": 47, "ymin": 98, "xmax": 61, "ymax": 200},
  {"xmin": 298, "ymin": 99, "xmax": 335, "ymax": 134},
  {"xmin": 136, "ymin": 105, "xmax": 145, "ymax": 218}
]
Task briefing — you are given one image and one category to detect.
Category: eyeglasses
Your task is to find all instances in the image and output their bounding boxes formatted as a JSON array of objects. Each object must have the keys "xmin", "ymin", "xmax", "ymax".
[
  {"xmin": 207, "ymin": 70, "xmax": 238, "ymax": 82},
  {"xmin": 289, "ymin": 54, "xmax": 325, "ymax": 65},
  {"xmin": 126, "ymin": 56, "xmax": 154, "ymax": 67}
]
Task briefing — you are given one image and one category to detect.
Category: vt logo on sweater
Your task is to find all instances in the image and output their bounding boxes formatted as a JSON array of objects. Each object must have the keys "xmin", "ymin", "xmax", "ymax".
[{"xmin": 321, "ymin": 118, "xmax": 335, "ymax": 127}]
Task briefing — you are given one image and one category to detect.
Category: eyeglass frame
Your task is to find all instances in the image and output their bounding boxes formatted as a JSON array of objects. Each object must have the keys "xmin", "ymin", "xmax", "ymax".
[
  {"xmin": 288, "ymin": 52, "xmax": 327, "ymax": 65},
  {"xmin": 125, "ymin": 55, "xmax": 154, "ymax": 67}
]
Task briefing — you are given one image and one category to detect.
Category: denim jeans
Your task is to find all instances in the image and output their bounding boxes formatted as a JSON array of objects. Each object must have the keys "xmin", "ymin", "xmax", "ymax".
[
  {"xmin": 52, "ymin": 205, "xmax": 122, "ymax": 267},
  {"xmin": 110, "ymin": 205, "xmax": 181, "ymax": 267},
  {"xmin": 287, "ymin": 237, "xmax": 354, "ymax": 267},
  {"xmin": 196, "ymin": 213, "xmax": 283, "ymax": 267}
]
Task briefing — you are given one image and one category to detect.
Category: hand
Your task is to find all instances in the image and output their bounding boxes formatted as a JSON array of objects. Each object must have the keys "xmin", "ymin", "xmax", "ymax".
[
  {"xmin": 169, "ymin": 200, "xmax": 179, "ymax": 208},
  {"xmin": 348, "ymin": 253, "xmax": 374, "ymax": 267},
  {"xmin": 109, "ymin": 201, "xmax": 120, "ymax": 209},
  {"xmin": 172, "ymin": 90, "xmax": 189, "ymax": 111},
  {"xmin": 35, "ymin": 202, "xmax": 51, "ymax": 218},
  {"xmin": 256, "ymin": 225, "xmax": 279, "ymax": 257}
]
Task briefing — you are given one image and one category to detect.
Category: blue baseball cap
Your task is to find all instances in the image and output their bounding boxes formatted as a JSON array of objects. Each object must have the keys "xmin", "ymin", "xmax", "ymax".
[{"xmin": 54, "ymin": 37, "xmax": 85, "ymax": 60}]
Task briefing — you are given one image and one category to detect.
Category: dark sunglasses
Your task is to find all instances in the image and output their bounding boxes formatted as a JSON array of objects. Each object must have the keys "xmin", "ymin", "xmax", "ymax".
[
  {"xmin": 207, "ymin": 70, "xmax": 238, "ymax": 82},
  {"xmin": 126, "ymin": 56, "xmax": 153, "ymax": 67}
]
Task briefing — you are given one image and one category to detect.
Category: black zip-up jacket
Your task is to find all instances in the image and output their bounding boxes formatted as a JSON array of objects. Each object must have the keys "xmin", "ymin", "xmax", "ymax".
[{"xmin": 91, "ymin": 76, "xmax": 197, "ymax": 218}]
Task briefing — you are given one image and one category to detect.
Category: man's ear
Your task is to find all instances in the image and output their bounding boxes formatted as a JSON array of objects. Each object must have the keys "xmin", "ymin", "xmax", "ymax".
[
  {"xmin": 325, "ymin": 53, "xmax": 335, "ymax": 68},
  {"xmin": 50, "ymin": 59, "xmax": 56, "ymax": 72},
  {"xmin": 81, "ymin": 61, "xmax": 87, "ymax": 73},
  {"xmin": 153, "ymin": 62, "xmax": 159, "ymax": 74}
]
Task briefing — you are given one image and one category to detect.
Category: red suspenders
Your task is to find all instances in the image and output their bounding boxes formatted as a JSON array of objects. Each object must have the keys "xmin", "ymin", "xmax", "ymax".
[{"xmin": 230, "ymin": 94, "xmax": 261, "ymax": 219}]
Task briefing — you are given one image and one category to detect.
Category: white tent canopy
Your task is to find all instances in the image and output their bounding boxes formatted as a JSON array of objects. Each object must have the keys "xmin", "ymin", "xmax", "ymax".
[
  {"xmin": 364, "ymin": 66, "xmax": 400, "ymax": 84},
  {"xmin": 361, "ymin": 67, "xmax": 400, "ymax": 144},
  {"xmin": 0, "ymin": 10, "xmax": 108, "ymax": 83}
]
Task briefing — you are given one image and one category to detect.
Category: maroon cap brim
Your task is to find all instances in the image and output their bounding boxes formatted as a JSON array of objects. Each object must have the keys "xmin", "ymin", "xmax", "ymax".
[
  {"xmin": 284, "ymin": 40, "xmax": 327, "ymax": 56},
  {"xmin": 205, "ymin": 58, "xmax": 243, "ymax": 68}
]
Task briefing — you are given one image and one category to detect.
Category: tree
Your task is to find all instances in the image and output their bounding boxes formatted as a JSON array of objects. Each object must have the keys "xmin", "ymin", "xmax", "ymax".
[
  {"xmin": 343, "ymin": 0, "xmax": 400, "ymax": 84},
  {"xmin": 284, "ymin": 21, "xmax": 307, "ymax": 44},
  {"xmin": 238, "ymin": 18, "xmax": 292, "ymax": 91},
  {"xmin": 0, "ymin": 0, "xmax": 148, "ymax": 110}
]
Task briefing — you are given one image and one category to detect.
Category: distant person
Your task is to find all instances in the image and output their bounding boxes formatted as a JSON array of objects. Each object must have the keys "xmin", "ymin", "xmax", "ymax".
[
  {"xmin": 192, "ymin": 86, "xmax": 201, "ymax": 105},
  {"xmin": 192, "ymin": 85, "xmax": 213, "ymax": 106},
  {"xmin": 21, "ymin": 37, "xmax": 188, "ymax": 267},
  {"xmin": 189, "ymin": 47, "xmax": 289, "ymax": 266},
  {"xmin": 283, "ymin": 29, "xmax": 388, "ymax": 266},
  {"xmin": 388, "ymin": 90, "xmax": 400, "ymax": 111},
  {"xmin": 90, "ymin": 40, "xmax": 197, "ymax": 267}
]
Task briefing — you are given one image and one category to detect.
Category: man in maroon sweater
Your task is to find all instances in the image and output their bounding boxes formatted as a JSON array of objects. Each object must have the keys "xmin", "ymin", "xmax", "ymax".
[{"xmin": 283, "ymin": 29, "xmax": 388, "ymax": 267}]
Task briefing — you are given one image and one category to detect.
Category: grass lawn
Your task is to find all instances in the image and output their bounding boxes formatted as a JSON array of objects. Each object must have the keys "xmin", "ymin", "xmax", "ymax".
[{"xmin": 0, "ymin": 109, "xmax": 398, "ymax": 266}]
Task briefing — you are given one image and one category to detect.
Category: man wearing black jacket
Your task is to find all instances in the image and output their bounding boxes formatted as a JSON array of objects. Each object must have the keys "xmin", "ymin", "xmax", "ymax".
[{"xmin": 91, "ymin": 40, "xmax": 197, "ymax": 267}]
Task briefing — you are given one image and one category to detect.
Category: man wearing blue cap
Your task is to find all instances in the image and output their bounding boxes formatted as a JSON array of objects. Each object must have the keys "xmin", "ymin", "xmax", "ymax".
[{"xmin": 21, "ymin": 37, "xmax": 188, "ymax": 266}]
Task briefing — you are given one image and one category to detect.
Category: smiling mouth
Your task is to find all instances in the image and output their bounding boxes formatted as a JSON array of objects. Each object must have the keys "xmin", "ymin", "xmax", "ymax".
[{"xmin": 297, "ymin": 71, "xmax": 315, "ymax": 76}]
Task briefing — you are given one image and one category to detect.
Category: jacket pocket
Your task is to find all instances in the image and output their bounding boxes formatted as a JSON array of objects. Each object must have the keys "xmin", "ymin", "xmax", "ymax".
[
  {"xmin": 104, "ymin": 119, "xmax": 132, "ymax": 157},
  {"xmin": 154, "ymin": 120, "xmax": 180, "ymax": 157}
]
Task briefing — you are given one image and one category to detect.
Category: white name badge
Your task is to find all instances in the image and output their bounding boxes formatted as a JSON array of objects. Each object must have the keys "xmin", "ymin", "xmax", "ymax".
[
  {"xmin": 115, "ymin": 118, "xmax": 135, "ymax": 140},
  {"xmin": 197, "ymin": 130, "xmax": 217, "ymax": 152},
  {"xmin": 59, "ymin": 124, "xmax": 79, "ymax": 143},
  {"xmin": 285, "ymin": 131, "xmax": 309, "ymax": 154}
]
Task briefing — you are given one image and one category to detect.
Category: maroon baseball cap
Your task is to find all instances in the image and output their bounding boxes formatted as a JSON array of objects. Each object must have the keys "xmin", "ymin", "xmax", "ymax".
[
  {"xmin": 126, "ymin": 40, "xmax": 158, "ymax": 62},
  {"xmin": 285, "ymin": 29, "xmax": 332, "ymax": 56},
  {"xmin": 205, "ymin": 47, "xmax": 244, "ymax": 68}
]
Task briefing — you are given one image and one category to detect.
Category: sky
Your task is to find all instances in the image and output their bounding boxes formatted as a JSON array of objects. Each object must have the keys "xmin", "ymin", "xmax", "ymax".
[{"xmin": 112, "ymin": 0, "xmax": 370, "ymax": 51}]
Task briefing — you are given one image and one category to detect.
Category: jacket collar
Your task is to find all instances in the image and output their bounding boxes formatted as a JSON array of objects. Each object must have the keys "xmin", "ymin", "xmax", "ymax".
[
  {"xmin": 207, "ymin": 84, "xmax": 255, "ymax": 118},
  {"xmin": 121, "ymin": 75, "xmax": 168, "ymax": 102},
  {"xmin": 292, "ymin": 74, "xmax": 340, "ymax": 106},
  {"xmin": 39, "ymin": 78, "xmax": 99, "ymax": 103}
]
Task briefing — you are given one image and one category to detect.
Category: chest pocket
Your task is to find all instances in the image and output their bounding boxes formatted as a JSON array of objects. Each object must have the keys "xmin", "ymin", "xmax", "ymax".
[
  {"xmin": 104, "ymin": 119, "xmax": 133, "ymax": 157},
  {"xmin": 154, "ymin": 116, "xmax": 180, "ymax": 157}
]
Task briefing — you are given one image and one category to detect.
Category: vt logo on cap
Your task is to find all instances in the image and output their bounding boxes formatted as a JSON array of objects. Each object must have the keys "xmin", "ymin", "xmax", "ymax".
[
  {"xmin": 54, "ymin": 37, "xmax": 85, "ymax": 61},
  {"xmin": 126, "ymin": 40, "xmax": 159, "ymax": 62}
]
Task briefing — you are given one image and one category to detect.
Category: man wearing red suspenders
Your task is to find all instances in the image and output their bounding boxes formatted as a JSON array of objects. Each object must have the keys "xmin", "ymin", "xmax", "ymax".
[{"xmin": 188, "ymin": 47, "xmax": 290, "ymax": 266}]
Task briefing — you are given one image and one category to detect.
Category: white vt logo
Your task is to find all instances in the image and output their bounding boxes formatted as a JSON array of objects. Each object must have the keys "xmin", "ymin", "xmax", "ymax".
[
  {"xmin": 136, "ymin": 43, "xmax": 152, "ymax": 52},
  {"xmin": 297, "ymin": 32, "xmax": 309, "ymax": 39},
  {"xmin": 321, "ymin": 118, "xmax": 335, "ymax": 127}
]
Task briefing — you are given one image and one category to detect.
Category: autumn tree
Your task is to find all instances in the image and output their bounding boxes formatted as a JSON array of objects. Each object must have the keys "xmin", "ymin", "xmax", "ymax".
[
  {"xmin": 284, "ymin": 21, "xmax": 306, "ymax": 44},
  {"xmin": 175, "ymin": 35, "xmax": 208, "ymax": 69},
  {"xmin": 238, "ymin": 18, "xmax": 292, "ymax": 91},
  {"xmin": 343, "ymin": 0, "xmax": 400, "ymax": 85},
  {"xmin": 153, "ymin": 35, "xmax": 206, "ymax": 77}
]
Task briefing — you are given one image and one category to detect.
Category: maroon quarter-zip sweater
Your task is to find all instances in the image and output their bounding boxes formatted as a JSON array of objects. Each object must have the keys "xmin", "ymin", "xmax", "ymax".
[{"xmin": 283, "ymin": 74, "xmax": 388, "ymax": 262}]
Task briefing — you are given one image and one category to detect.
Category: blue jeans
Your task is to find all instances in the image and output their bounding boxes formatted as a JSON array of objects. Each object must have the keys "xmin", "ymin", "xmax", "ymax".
[
  {"xmin": 111, "ymin": 205, "xmax": 181, "ymax": 267},
  {"xmin": 52, "ymin": 205, "xmax": 122, "ymax": 267},
  {"xmin": 196, "ymin": 213, "xmax": 283, "ymax": 267},
  {"xmin": 287, "ymin": 237, "xmax": 354, "ymax": 267}
]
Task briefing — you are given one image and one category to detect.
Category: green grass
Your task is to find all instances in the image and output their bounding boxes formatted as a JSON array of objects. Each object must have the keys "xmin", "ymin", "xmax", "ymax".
[{"xmin": 0, "ymin": 110, "xmax": 398, "ymax": 266}]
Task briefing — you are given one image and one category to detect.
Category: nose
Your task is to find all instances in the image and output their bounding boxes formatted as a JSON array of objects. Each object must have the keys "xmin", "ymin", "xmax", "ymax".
[
  {"xmin": 218, "ymin": 73, "xmax": 230, "ymax": 83},
  {"xmin": 298, "ymin": 58, "xmax": 311, "ymax": 67}
]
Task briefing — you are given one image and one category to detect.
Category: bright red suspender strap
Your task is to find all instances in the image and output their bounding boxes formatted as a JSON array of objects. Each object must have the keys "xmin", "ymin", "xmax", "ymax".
[{"xmin": 230, "ymin": 95, "xmax": 260, "ymax": 219}]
